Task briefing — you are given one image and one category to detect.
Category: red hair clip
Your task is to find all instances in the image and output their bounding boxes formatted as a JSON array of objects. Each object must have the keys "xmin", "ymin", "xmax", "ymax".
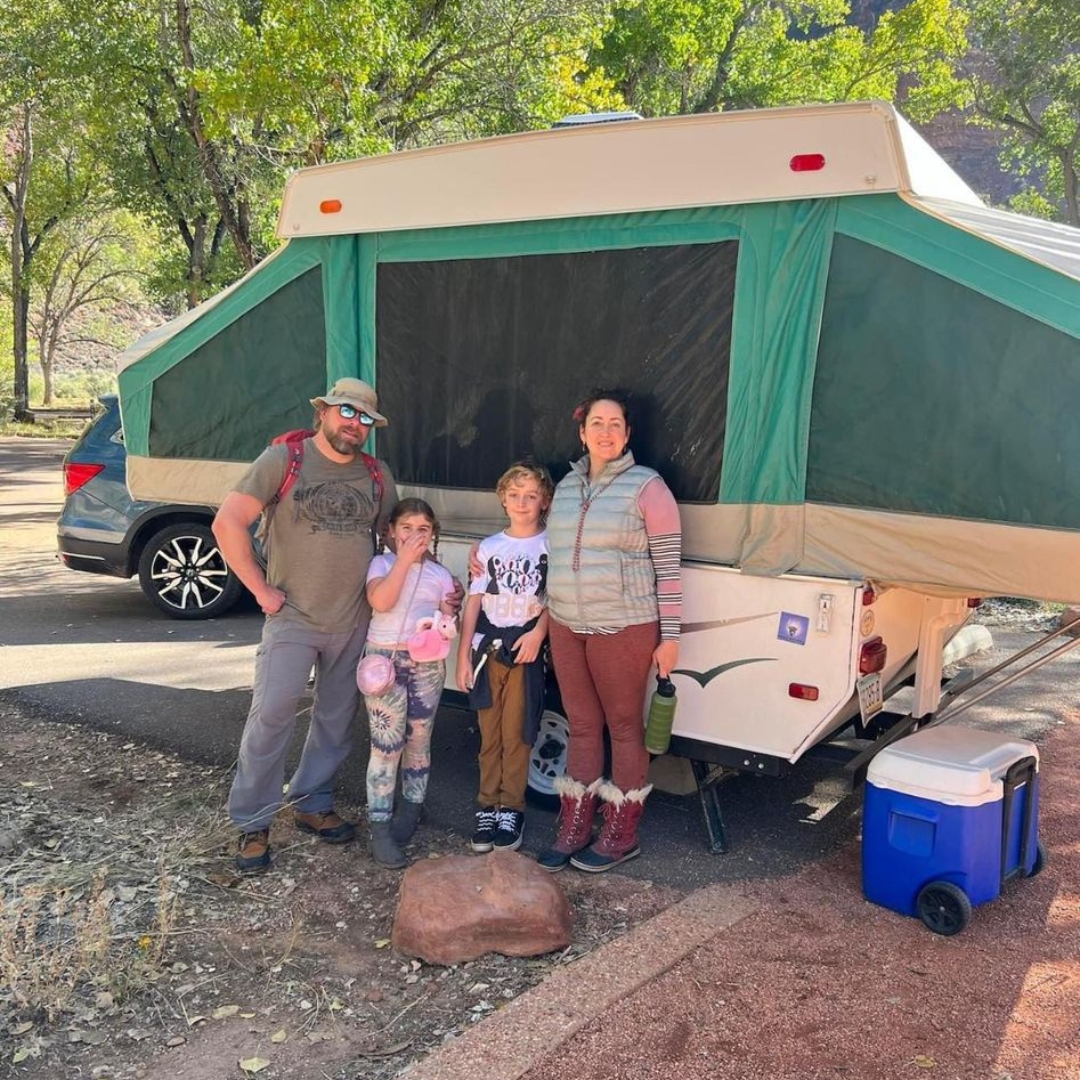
[{"xmin": 572, "ymin": 405, "xmax": 586, "ymax": 422}]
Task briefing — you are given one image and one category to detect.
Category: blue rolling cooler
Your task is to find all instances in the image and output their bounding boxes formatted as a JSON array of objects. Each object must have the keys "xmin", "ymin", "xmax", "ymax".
[{"xmin": 862, "ymin": 725, "xmax": 1043, "ymax": 935}]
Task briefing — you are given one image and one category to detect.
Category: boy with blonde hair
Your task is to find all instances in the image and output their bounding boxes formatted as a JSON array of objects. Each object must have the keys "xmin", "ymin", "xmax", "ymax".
[{"xmin": 457, "ymin": 461, "xmax": 553, "ymax": 852}]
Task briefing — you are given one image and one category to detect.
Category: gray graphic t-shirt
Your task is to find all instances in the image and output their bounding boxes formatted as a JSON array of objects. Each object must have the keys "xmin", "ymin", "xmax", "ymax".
[{"xmin": 237, "ymin": 439, "xmax": 398, "ymax": 632}]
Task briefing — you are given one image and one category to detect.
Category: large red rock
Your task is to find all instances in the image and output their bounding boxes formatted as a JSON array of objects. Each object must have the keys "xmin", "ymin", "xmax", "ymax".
[{"xmin": 391, "ymin": 850, "xmax": 573, "ymax": 965}]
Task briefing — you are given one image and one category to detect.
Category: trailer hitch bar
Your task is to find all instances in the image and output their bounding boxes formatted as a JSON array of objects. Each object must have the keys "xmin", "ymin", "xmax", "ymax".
[{"xmin": 844, "ymin": 614, "xmax": 1080, "ymax": 787}]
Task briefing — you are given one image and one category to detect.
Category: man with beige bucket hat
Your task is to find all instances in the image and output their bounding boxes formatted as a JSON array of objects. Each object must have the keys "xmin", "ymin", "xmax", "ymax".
[{"xmin": 214, "ymin": 378, "xmax": 417, "ymax": 874}]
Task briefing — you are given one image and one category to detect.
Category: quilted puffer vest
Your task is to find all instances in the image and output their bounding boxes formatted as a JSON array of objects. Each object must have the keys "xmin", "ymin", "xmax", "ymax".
[{"xmin": 546, "ymin": 451, "xmax": 660, "ymax": 629}]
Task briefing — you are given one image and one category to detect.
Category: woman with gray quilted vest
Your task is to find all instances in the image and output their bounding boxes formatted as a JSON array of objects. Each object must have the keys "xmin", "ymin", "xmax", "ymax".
[{"xmin": 537, "ymin": 390, "xmax": 681, "ymax": 873}]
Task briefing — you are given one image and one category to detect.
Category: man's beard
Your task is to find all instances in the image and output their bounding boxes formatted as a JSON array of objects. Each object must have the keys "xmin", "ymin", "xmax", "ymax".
[{"xmin": 326, "ymin": 429, "xmax": 360, "ymax": 455}]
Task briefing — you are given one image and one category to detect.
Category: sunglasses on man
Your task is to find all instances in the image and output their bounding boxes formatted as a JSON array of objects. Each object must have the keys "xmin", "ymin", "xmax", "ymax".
[{"xmin": 336, "ymin": 404, "xmax": 377, "ymax": 425}]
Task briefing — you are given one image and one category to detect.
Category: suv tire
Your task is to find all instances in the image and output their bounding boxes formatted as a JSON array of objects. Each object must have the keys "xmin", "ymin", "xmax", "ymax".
[{"xmin": 137, "ymin": 522, "xmax": 243, "ymax": 620}]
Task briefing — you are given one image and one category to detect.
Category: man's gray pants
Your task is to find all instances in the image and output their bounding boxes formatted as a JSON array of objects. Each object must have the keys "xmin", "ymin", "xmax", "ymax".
[{"xmin": 229, "ymin": 615, "xmax": 369, "ymax": 832}]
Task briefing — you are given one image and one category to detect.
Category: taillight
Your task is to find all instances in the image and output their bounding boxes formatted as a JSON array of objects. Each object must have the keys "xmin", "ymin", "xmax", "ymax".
[
  {"xmin": 967, "ymin": 597, "xmax": 982, "ymax": 608},
  {"xmin": 789, "ymin": 683, "xmax": 820, "ymax": 701},
  {"xmin": 862, "ymin": 585, "xmax": 876, "ymax": 606},
  {"xmin": 859, "ymin": 636, "xmax": 887, "ymax": 674},
  {"xmin": 64, "ymin": 462, "xmax": 105, "ymax": 496}
]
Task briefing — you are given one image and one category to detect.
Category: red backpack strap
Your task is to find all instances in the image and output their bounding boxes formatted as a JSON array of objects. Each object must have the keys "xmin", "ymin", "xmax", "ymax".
[
  {"xmin": 269, "ymin": 429, "xmax": 315, "ymax": 505},
  {"xmin": 267, "ymin": 432, "xmax": 382, "ymax": 509},
  {"xmin": 361, "ymin": 452, "xmax": 384, "ymax": 505}
]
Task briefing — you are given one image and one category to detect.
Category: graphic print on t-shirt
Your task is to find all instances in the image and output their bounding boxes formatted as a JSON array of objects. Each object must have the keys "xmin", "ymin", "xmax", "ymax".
[
  {"xmin": 294, "ymin": 481, "xmax": 375, "ymax": 536},
  {"xmin": 482, "ymin": 550, "xmax": 547, "ymax": 626}
]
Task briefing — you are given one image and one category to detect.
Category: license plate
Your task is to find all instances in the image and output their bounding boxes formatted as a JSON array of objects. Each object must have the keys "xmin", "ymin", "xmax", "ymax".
[{"xmin": 857, "ymin": 673, "xmax": 883, "ymax": 724}]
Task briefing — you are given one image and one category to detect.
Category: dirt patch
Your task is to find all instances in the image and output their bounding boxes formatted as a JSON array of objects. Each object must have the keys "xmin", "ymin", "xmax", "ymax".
[{"xmin": 0, "ymin": 702, "xmax": 685, "ymax": 1080}]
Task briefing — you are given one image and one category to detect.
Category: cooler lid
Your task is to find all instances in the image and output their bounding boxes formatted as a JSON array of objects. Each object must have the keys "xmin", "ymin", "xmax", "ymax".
[{"xmin": 867, "ymin": 725, "xmax": 1039, "ymax": 803}]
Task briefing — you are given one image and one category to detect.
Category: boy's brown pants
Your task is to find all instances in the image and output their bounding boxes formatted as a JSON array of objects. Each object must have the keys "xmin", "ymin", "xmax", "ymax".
[{"xmin": 476, "ymin": 659, "xmax": 531, "ymax": 811}]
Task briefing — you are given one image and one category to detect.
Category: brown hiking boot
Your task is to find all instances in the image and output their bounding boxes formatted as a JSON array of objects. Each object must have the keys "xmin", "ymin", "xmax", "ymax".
[
  {"xmin": 236, "ymin": 829, "xmax": 271, "ymax": 875},
  {"xmin": 294, "ymin": 809, "xmax": 356, "ymax": 844}
]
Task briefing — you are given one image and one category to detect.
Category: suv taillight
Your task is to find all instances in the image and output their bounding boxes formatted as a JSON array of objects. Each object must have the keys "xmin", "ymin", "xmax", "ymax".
[
  {"xmin": 64, "ymin": 462, "xmax": 105, "ymax": 496},
  {"xmin": 859, "ymin": 636, "xmax": 887, "ymax": 674}
]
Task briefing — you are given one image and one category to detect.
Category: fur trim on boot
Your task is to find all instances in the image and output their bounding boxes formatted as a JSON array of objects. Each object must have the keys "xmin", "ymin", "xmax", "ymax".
[
  {"xmin": 370, "ymin": 821, "xmax": 408, "ymax": 869},
  {"xmin": 536, "ymin": 776, "xmax": 603, "ymax": 872},
  {"xmin": 570, "ymin": 782, "xmax": 652, "ymax": 873},
  {"xmin": 389, "ymin": 799, "xmax": 423, "ymax": 845}
]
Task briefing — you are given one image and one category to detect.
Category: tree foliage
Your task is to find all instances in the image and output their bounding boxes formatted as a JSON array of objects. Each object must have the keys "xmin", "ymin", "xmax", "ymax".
[
  {"xmin": 62, "ymin": 0, "xmax": 617, "ymax": 306},
  {"xmin": 0, "ymin": 0, "xmax": 101, "ymax": 416},
  {"xmin": 591, "ymin": 0, "xmax": 968, "ymax": 119},
  {"xmin": 28, "ymin": 211, "xmax": 151, "ymax": 404},
  {"xmin": 965, "ymin": 0, "xmax": 1080, "ymax": 225}
]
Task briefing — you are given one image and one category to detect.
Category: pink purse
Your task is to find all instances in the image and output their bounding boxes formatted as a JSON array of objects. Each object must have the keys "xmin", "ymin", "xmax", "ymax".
[
  {"xmin": 356, "ymin": 563, "xmax": 425, "ymax": 697},
  {"xmin": 356, "ymin": 652, "xmax": 396, "ymax": 697}
]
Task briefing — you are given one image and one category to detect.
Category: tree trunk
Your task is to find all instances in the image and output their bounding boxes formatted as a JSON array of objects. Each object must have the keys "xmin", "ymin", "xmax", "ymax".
[
  {"xmin": 8, "ymin": 106, "xmax": 33, "ymax": 422},
  {"xmin": 12, "ymin": 267, "xmax": 31, "ymax": 421},
  {"xmin": 42, "ymin": 363, "xmax": 54, "ymax": 407},
  {"xmin": 1063, "ymin": 151, "xmax": 1079, "ymax": 228}
]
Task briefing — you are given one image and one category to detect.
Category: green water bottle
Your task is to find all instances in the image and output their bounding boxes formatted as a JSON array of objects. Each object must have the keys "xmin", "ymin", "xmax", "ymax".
[{"xmin": 644, "ymin": 675, "xmax": 678, "ymax": 756}]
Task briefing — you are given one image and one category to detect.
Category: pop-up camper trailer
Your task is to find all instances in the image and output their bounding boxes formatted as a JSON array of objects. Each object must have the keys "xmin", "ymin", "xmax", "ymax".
[{"xmin": 117, "ymin": 101, "xmax": 1080, "ymax": 836}]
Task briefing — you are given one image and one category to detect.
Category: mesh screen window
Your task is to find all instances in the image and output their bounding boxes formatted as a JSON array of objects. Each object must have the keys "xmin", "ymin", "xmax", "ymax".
[{"xmin": 375, "ymin": 243, "xmax": 736, "ymax": 501}]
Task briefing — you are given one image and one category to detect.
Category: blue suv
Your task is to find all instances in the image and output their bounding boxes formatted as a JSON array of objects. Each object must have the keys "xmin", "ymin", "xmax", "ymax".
[{"xmin": 57, "ymin": 395, "xmax": 244, "ymax": 619}]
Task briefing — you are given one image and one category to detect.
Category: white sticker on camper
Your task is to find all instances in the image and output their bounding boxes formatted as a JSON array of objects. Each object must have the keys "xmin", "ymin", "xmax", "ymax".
[{"xmin": 777, "ymin": 612, "xmax": 809, "ymax": 645}]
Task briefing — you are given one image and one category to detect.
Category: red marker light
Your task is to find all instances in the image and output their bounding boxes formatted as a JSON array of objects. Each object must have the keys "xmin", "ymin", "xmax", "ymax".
[
  {"xmin": 859, "ymin": 636, "xmax": 887, "ymax": 675},
  {"xmin": 789, "ymin": 683, "xmax": 820, "ymax": 701},
  {"xmin": 790, "ymin": 153, "xmax": 826, "ymax": 172},
  {"xmin": 320, "ymin": 199, "xmax": 343, "ymax": 214}
]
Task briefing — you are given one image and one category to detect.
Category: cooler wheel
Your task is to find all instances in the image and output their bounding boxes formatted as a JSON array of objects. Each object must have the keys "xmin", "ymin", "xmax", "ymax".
[
  {"xmin": 915, "ymin": 881, "xmax": 972, "ymax": 936},
  {"xmin": 1029, "ymin": 840, "xmax": 1048, "ymax": 877}
]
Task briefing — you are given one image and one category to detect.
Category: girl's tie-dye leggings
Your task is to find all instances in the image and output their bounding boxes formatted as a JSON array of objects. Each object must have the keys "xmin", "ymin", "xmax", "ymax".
[{"xmin": 362, "ymin": 649, "xmax": 445, "ymax": 822}]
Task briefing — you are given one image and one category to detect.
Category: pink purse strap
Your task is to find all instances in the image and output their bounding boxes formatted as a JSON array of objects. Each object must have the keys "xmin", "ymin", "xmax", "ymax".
[{"xmin": 365, "ymin": 559, "xmax": 425, "ymax": 660}]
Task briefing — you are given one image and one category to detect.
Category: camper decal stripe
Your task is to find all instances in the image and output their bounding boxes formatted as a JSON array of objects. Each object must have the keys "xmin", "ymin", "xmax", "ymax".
[
  {"xmin": 681, "ymin": 612, "xmax": 777, "ymax": 634},
  {"xmin": 674, "ymin": 657, "xmax": 775, "ymax": 689}
]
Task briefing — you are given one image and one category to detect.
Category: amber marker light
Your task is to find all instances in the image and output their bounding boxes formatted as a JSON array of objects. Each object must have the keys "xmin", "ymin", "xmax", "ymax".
[
  {"xmin": 320, "ymin": 199, "xmax": 343, "ymax": 214},
  {"xmin": 789, "ymin": 153, "xmax": 826, "ymax": 172}
]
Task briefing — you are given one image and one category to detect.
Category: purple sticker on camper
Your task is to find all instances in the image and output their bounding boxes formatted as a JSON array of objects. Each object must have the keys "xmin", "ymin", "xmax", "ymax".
[{"xmin": 778, "ymin": 612, "xmax": 809, "ymax": 645}]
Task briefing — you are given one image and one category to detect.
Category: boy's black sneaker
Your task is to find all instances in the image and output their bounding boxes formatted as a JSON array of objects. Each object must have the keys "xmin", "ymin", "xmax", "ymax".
[
  {"xmin": 492, "ymin": 809, "xmax": 524, "ymax": 851},
  {"xmin": 470, "ymin": 807, "xmax": 498, "ymax": 853}
]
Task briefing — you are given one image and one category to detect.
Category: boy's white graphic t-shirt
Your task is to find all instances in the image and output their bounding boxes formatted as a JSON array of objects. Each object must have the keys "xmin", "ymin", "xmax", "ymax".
[{"xmin": 469, "ymin": 530, "xmax": 548, "ymax": 648}]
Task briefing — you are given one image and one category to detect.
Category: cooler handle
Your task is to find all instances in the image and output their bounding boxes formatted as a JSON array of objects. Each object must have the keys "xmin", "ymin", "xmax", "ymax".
[{"xmin": 1000, "ymin": 755, "xmax": 1038, "ymax": 886}]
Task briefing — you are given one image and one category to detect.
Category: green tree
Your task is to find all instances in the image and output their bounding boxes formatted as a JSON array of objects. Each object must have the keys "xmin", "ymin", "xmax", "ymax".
[
  {"xmin": 591, "ymin": 0, "xmax": 968, "ymax": 120},
  {"xmin": 67, "ymin": 0, "xmax": 615, "ymax": 308},
  {"xmin": 29, "ymin": 210, "xmax": 152, "ymax": 405},
  {"xmin": 0, "ymin": 0, "xmax": 99, "ymax": 418},
  {"xmin": 965, "ymin": 0, "xmax": 1080, "ymax": 225}
]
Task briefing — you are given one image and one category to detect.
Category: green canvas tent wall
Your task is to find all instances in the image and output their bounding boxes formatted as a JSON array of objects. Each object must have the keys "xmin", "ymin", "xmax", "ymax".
[{"xmin": 117, "ymin": 100, "xmax": 1080, "ymax": 605}]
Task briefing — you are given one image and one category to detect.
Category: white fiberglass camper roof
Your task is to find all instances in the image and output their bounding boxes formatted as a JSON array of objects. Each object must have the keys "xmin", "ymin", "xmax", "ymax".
[{"xmin": 276, "ymin": 100, "xmax": 983, "ymax": 239}]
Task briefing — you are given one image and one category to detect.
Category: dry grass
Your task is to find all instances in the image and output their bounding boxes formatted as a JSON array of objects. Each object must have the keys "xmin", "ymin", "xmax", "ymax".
[{"xmin": 0, "ymin": 770, "xmax": 235, "ymax": 1024}]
